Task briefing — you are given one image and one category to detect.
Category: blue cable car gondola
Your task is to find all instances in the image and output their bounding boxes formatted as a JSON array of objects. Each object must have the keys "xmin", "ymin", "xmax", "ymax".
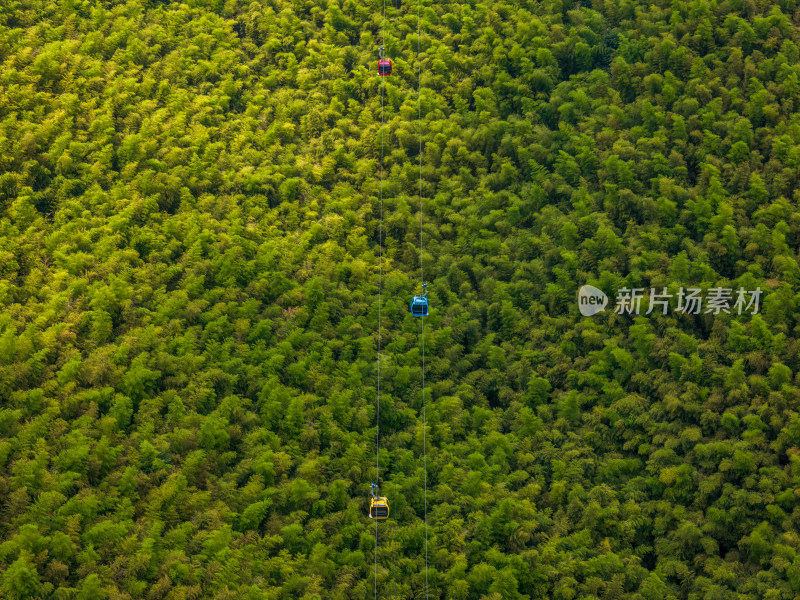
[{"xmin": 411, "ymin": 283, "xmax": 428, "ymax": 317}]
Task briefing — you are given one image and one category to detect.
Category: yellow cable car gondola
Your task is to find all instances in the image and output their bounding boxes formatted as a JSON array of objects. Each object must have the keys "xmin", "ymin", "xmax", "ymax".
[
  {"xmin": 369, "ymin": 496, "xmax": 389, "ymax": 519},
  {"xmin": 369, "ymin": 484, "xmax": 389, "ymax": 519}
]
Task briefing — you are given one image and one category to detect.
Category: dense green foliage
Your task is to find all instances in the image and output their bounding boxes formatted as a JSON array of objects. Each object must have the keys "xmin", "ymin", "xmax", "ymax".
[{"xmin": 2, "ymin": 0, "xmax": 800, "ymax": 598}]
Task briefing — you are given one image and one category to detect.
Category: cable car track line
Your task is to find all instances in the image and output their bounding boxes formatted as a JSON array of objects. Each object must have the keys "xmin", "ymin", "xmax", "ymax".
[
  {"xmin": 417, "ymin": 0, "xmax": 429, "ymax": 596},
  {"xmin": 374, "ymin": 0, "xmax": 386, "ymax": 598}
]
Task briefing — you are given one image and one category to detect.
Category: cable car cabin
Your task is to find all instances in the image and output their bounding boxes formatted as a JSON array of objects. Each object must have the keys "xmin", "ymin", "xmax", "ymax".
[
  {"xmin": 369, "ymin": 496, "xmax": 389, "ymax": 519},
  {"xmin": 378, "ymin": 59, "xmax": 392, "ymax": 76},
  {"xmin": 411, "ymin": 296, "xmax": 428, "ymax": 317}
]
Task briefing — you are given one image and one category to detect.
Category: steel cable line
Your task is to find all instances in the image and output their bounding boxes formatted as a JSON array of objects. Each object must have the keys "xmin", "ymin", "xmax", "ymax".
[
  {"xmin": 374, "ymin": 0, "xmax": 386, "ymax": 597},
  {"xmin": 417, "ymin": 0, "xmax": 429, "ymax": 596}
]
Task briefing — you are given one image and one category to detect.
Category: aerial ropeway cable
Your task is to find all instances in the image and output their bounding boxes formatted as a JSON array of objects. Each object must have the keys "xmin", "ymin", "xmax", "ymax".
[
  {"xmin": 370, "ymin": 0, "xmax": 429, "ymax": 595},
  {"xmin": 371, "ymin": 1, "xmax": 389, "ymax": 600},
  {"xmin": 414, "ymin": 0, "xmax": 429, "ymax": 593}
]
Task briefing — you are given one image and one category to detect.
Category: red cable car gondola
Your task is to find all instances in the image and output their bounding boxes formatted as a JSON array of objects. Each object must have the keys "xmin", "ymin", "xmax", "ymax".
[{"xmin": 378, "ymin": 46, "xmax": 392, "ymax": 76}]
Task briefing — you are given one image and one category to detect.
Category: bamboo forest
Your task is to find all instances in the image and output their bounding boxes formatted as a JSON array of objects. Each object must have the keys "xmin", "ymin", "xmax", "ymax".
[{"xmin": 2, "ymin": 0, "xmax": 800, "ymax": 597}]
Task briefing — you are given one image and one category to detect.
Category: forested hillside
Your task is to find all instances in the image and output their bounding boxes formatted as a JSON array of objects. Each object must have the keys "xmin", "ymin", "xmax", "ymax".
[{"xmin": 2, "ymin": 0, "xmax": 800, "ymax": 597}]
